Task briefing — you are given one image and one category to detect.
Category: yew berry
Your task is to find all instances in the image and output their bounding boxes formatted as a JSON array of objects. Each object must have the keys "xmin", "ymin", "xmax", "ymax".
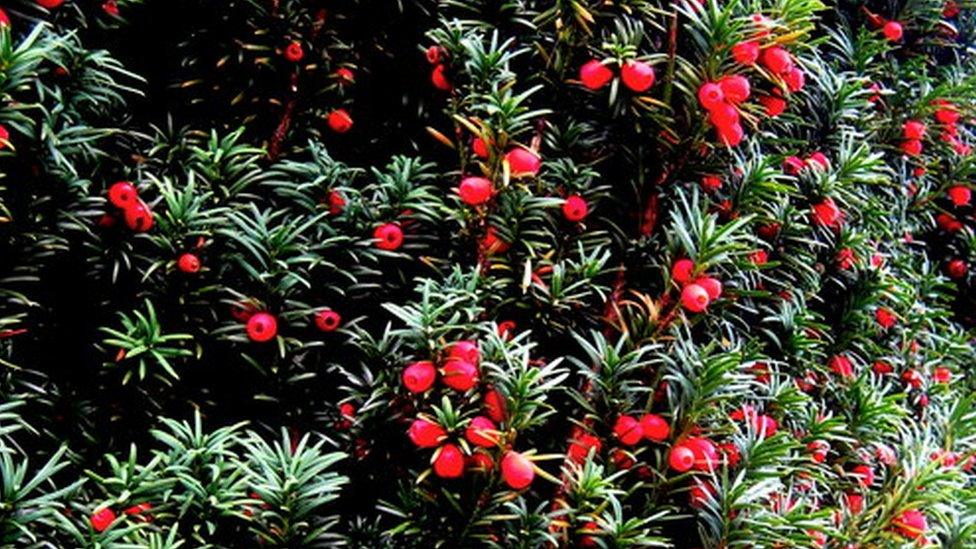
[
  {"xmin": 402, "ymin": 361, "xmax": 437, "ymax": 393},
  {"xmin": 613, "ymin": 415, "xmax": 643, "ymax": 446},
  {"xmin": 433, "ymin": 443, "xmax": 465, "ymax": 478},
  {"xmin": 718, "ymin": 75, "xmax": 750, "ymax": 103},
  {"xmin": 783, "ymin": 67, "xmax": 805, "ymax": 92},
  {"xmin": 177, "ymin": 253, "xmax": 201, "ymax": 274},
  {"xmin": 506, "ymin": 147, "xmax": 541, "ymax": 176},
  {"xmin": 442, "ymin": 359, "xmax": 479, "ymax": 391},
  {"xmin": 668, "ymin": 444, "xmax": 695, "ymax": 472},
  {"xmin": 903, "ymin": 120, "xmax": 927, "ymax": 139},
  {"xmin": 697, "ymin": 82, "xmax": 725, "ymax": 110},
  {"xmin": 90, "ymin": 507, "xmax": 116, "ymax": 532},
  {"xmin": 373, "ymin": 223, "xmax": 403, "ymax": 250},
  {"xmin": 695, "ymin": 277, "xmax": 722, "ymax": 300},
  {"xmin": 883, "ymin": 21, "xmax": 904, "ymax": 42},
  {"xmin": 621, "ymin": 60, "xmax": 655, "ymax": 92},
  {"xmin": 108, "ymin": 181, "xmax": 138, "ymax": 208},
  {"xmin": 717, "ymin": 122, "xmax": 744, "ymax": 147},
  {"xmin": 946, "ymin": 259, "xmax": 967, "ymax": 279},
  {"xmin": 447, "ymin": 340, "xmax": 480, "ymax": 364},
  {"xmin": 579, "ymin": 59, "xmax": 613, "ymax": 90},
  {"xmin": 246, "ymin": 312, "xmax": 278, "ymax": 342},
  {"xmin": 948, "ymin": 185, "xmax": 971, "ymax": 206},
  {"xmin": 483, "ymin": 387, "xmax": 507, "ymax": 422},
  {"xmin": 761, "ymin": 46, "xmax": 793, "ymax": 75},
  {"xmin": 759, "ymin": 93, "xmax": 787, "ymax": 117},
  {"xmin": 327, "ymin": 109, "xmax": 353, "ymax": 133},
  {"xmin": 639, "ymin": 414, "xmax": 670, "ymax": 442},
  {"xmin": 465, "ymin": 416, "xmax": 499, "ymax": 448},
  {"xmin": 891, "ymin": 509, "xmax": 927, "ymax": 540},
  {"xmin": 500, "ymin": 450, "xmax": 535, "ymax": 489},
  {"xmin": 458, "ymin": 176, "xmax": 493, "ymax": 206},
  {"xmin": 811, "ymin": 197, "xmax": 842, "ymax": 227},
  {"xmin": 472, "ymin": 137, "xmax": 490, "ymax": 158},
  {"xmin": 314, "ymin": 309, "xmax": 341, "ymax": 332},
  {"xmin": 685, "ymin": 437, "xmax": 719, "ymax": 471},
  {"xmin": 124, "ymin": 202, "xmax": 154, "ymax": 232},
  {"xmin": 562, "ymin": 195, "xmax": 589, "ymax": 222},
  {"xmin": 901, "ymin": 139, "xmax": 922, "ymax": 156},
  {"xmin": 875, "ymin": 307, "xmax": 896, "ymax": 329},
  {"xmin": 431, "ymin": 64, "xmax": 452, "ymax": 91},
  {"xmin": 681, "ymin": 283, "xmax": 710, "ymax": 312},
  {"xmin": 284, "ymin": 41, "xmax": 304, "ymax": 62},
  {"xmin": 731, "ymin": 41, "xmax": 760, "ymax": 65},
  {"xmin": 408, "ymin": 418, "xmax": 446, "ymax": 448},
  {"xmin": 671, "ymin": 258, "xmax": 695, "ymax": 286}
]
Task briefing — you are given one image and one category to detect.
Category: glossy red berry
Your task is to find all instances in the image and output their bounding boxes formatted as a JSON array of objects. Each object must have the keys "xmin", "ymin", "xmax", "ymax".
[
  {"xmin": 108, "ymin": 181, "xmax": 138, "ymax": 208},
  {"xmin": 621, "ymin": 60, "xmax": 655, "ymax": 92},
  {"xmin": 829, "ymin": 354, "xmax": 854, "ymax": 378},
  {"xmin": 579, "ymin": 59, "xmax": 613, "ymax": 90},
  {"xmin": 671, "ymin": 258, "xmax": 695, "ymax": 285},
  {"xmin": 562, "ymin": 195, "xmax": 589, "ymax": 222},
  {"xmin": 447, "ymin": 340, "xmax": 480, "ymax": 364},
  {"xmin": 717, "ymin": 122, "xmax": 744, "ymax": 146},
  {"xmin": 506, "ymin": 147, "xmax": 541, "ymax": 177},
  {"xmin": 442, "ymin": 359, "xmax": 479, "ymax": 391},
  {"xmin": 883, "ymin": 21, "xmax": 904, "ymax": 42},
  {"xmin": 314, "ymin": 309, "xmax": 341, "ymax": 332},
  {"xmin": 759, "ymin": 93, "xmax": 787, "ymax": 117},
  {"xmin": 433, "ymin": 444, "xmax": 465, "ymax": 478},
  {"xmin": 875, "ymin": 307, "xmax": 896, "ymax": 329},
  {"xmin": 425, "ymin": 45, "xmax": 443, "ymax": 64},
  {"xmin": 326, "ymin": 190, "xmax": 346, "ymax": 215},
  {"xmin": 327, "ymin": 109, "xmax": 353, "ymax": 133},
  {"xmin": 501, "ymin": 450, "xmax": 535, "ymax": 489},
  {"xmin": 901, "ymin": 139, "xmax": 922, "ymax": 156},
  {"xmin": 408, "ymin": 418, "xmax": 446, "ymax": 448},
  {"xmin": 373, "ymin": 223, "xmax": 403, "ymax": 251},
  {"xmin": 483, "ymin": 388, "xmax": 507, "ymax": 422},
  {"xmin": 811, "ymin": 197, "xmax": 842, "ymax": 227},
  {"xmin": 246, "ymin": 312, "xmax": 278, "ymax": 342},
  {"xmin": 0, "ymin": 124, "xmax": 9, "ymax": 149},
  {"xmin": 431, "ymin": 64, "xmax": 452, "ymax": 91},
  {"xmin": 284, "ymin": 41, "xmax": 303, "ymax": 62},
  {"xmin": 0, "ymin": 8, "xmax": 9, "ymax": 26},
  {"xmin": 783, "ymin": 67, "xmax": 805, "ymax": 92},
  {"xmin": 90, "ymin": 507, "xmax": 116, "ymax": 532},
  {"xmin": 891, "ymin": 509, "xmax": 927, "ymax": 540},
  {"xmin": 718, "ymin": 75, "xmax": 750, "ymax": 103},
  {"xmin": 668, "ymin": 444, "xmax": 695, "ymax": 472},
  {"xmin": 472, "ymin": 137, "xmax": 490, "ymax": 158},
  {"xmin": 640, "ymin": 414, "xmax": 670, "ymax": 442},
  {"xmin": 681, "ymin": 284, "xmax": 710, "ymax": 312},
  {"xmin": 124, "ymin": 202, "xmax": 154, "ymax": 232},
  {"xmin": 177, "ymin": 253, "xmax": 201, "ymax": 274},
  {"xmin": 458, "ymin": 176, "xmax": 493, "ymax": 206},
  {"xmin": 731, "ymin": 41, "xmax": 760, "ymax": 64},
  {"xmin": 903, "ymin": 120, "xmax": 927, "ymax": 140},
  {"xmin": 697, "ymin": 82, "xmax": 725, "ymax": 110},
  {"xmin": 701, "ymin": 175, "xmax": 722, "ymax": 192},
  {"xmin": 947, "ymin": 259, "xmax": 967, "ymax": 279},
  {"xmin": 37, "ymin": 0, "xmax": 64, "ymax": 8},
  {"xmin": 761, "ymin": 46, "xmax": 793, "ymax": 75},
  {"xmin": 335, "ymin": 67, "xmax": 354, "ymax": 84},
  {"xmin": 708, "ymin": 103, "xmax": 740, "ymax": 128},
  {"xmin": 465, "ymin": 416, "xmax": 499, "ymax": 448},
  {"xmin": 694, "ymin": 277, "xmax": 722, "ymax": 300},
  {"xmin": 613, "ymin": 415, "xmax": 643, "ymax": 446},
  {"xmin": 948, "ymin": 185, "xmax": 971, "ymax": 206},
  {"xmin": 402, "ymin": 361, "xmax": 437, "ymax": 393}
]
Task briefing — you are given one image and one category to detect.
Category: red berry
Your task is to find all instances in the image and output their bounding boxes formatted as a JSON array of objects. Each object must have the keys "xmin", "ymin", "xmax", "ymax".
[
  {"xmin": 433, "ymin": 444, "xmax": 465, "ymax": 478},
  {"xmin": 694, "ymin": 277, "xmax": 722, "ymax": 300},
  {"xmin": 759, "ymin": 93, "xmax": 787, "ymax": 117},
  {"xmin": 0, "ymin": 124, "xmax": 9, "ymax": 149},
  {"xmin": 639, "ymin": 414, "xmax": 670, "ymax": 442},
  {"xmin": 37, "ymin": 0, "xmax": 64, "ymax": 8},
  {"xmin": 579, "ymin": 59, "xmax": 613, "ymax": 90},
  {"xmin": 903, "ymin": 120, "xmax": 927, "ymax": 140},
  {"xmin": 621, "ymin": 60, "xmax": 655, "ymax": 92},
  {"xmin": 668, "ymin": 444, "xmax": 695, "ymax": 472},
  {"xmin": 90, "ymin": 507, "xmax": 116, "ymax": 532},
  {"xmin": 948, "ymin": 185, "xmax": 971, "ymax": 206},
  {"xmin": 0, "ymin": 8, "xmax": 9, "ymax": 26},
  {"xmin": 718, "ymin": 75, "xmax": 750, "ymax": 103},
  {"xmin": 447, "ymin": 340, "xmax": 480, "ymax": 364},
  {"xmin": 314, "ymin": 309, "xmax": 341, "ymax": 332},
  {"xmin": 681, "ymin": 284, "xmax": 710, "ymax": 312},
  {"xmin": 442, "ymin": 359, "xmax": 479, "ymax": 391},
  {"xmin": 326, "ymin": 190, "xmax": 346, "ymax": 214},
  {"xmin": 873, "ymin": 360, "xmax": 893, "ymax": 375},
  {"xmin": 828, "ymin": 354, "xmax": 853, "ymax": 378},
  {"xmin": 284, "ymin": 41, "xmax": 303, "ymax": 62},
  {"xmin": 701, "ymin": 175, "xmax": 722, "ymax": 192},
  {"xmin": 901, "ymin": 139, "xmax": 923, "ymax": 156},
  {"xmin": 568, "ymin": 430, "xmax": 603, "ymax": 462},
  {"xmin": 811, "ymin": 197, "xmax": 842, "ymax": 227},
  {"xmin": 108, "ymin": 181, "xmax": 138, "ymax": 208},
  {"xmin": 177, "ymin": 253, "xmax": 201, "ymax": 274},
  {"xmin": 935, "ymin": 107, "xmax": 960, "ymax": 125},
  {"xmin": 335, "ymin": 67, "xmax": 354, "ymax": 84},
  {"xmin": 562, "ymin": 195, "xmax": 589, "ymax": 222},
  {"xmin": 685, "ymin": 437, "xmax": 719, "ymax": 471},
  {"xmin": 875, "ymin": 307, "xmax": 896, "ymax": 329},
  {"xmin": 506, "ymin": 147, "xmax": 541, "ymax": 176},
  {"xmin": 807, "ymin": 440, "xmax": 829, "ymax": 463},
  {"xmin": 844, "ymin": 493, "xmax": 864, "ymax": 514},
  {"xmin": 373, "ymin": 223, "xmax": 403, "ymax": 251},
  {"xmin": 408, "ymin": 418, "xmax": 446, "ymax": 448},
  {"xmin": 716, "ymin": 122, "xmax": 744, "ymax": 146},
  {"xmin": 933, "ymin": 367, "xmax": 952, "ymax": 383},
  {"xmin": 500, "ymin": 450, "xmax": 535, "ymax": 489},
  {"xmin": 402, "ymin": 361, "xmax": 437, "ymax": 393},
  {"xmin": 731, "ymin": 41, "xmax": 760, "ymax": 64},
  {"xmin": 122, "ymin": 502, "xmax": 152, "ymax": 518},
  {"xmin": 246, "ymin": 312, "xmax": 278, "ymax": 342},
  {"xmin": 425, "ymin": 45, "xmax": 443, "ymax": 64},
  {"xmin": 327, "ymin": 109, "xmax": 353, "ymax": 133},
  {"xmin": 431, "ymin": 64, "xmax": 452, "ymax": 91},
  {"xmin": 465, "ymin": 416, "xmax": 499, "ymax": 448},
  {"xmin": 472, "ymin": 137, "xmax": 490, "ymax": 158},
  {"xmin": 467, "ymin": 451, "xmax": 494, "ymax": 472},
  {"xmin": 124, "ymin": 202, "xmax": 154, "ymax": 232},
  {"xmin": 483, "ymin": 388, "xmax": 507, "ymax": 422},
  {"xmin": 458, "ymin": 176, "xmax": 493, "ymax": 205},
  {"xmin": 891, "ymin": 509, "xmax": 927, "ymax": 540},
  {"xmin": 852, "ymin": 464, "xmax": 874, "ymax": 487},
  {"xmin": 761, "ymin": 46, "xmax": 793, "ymax": 75},
  {"xmin": 783, "ymin": 67, "xmax": 805, "ymax": 92},
  {"xmin": 671, "ymin": 258, "xmax": 695, "ymax": 285},
  {"xmin": 783, "ymin": 155, "xmax": 805, "ymax": 175},
  {"xmin": 613, "ymin": 415, "xmax": 643, "ymax": 446},
  {"xmin": 947, "ymin": 258, "xmax": 968, "ymax": 279},
  {"xmin": 883, "ymin": 21, "xmax": 904, "ymax": 42},
  {"xmin": 708, "ymin": 102, "xmax": 740, "ymax": 128},
  {"xmin": 697, "ymin": 82, "xmax": 725, "ymax": 110},
  {"xmin": 808, "ymin": 152, "xmax": 830, "ymax": 170}
]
